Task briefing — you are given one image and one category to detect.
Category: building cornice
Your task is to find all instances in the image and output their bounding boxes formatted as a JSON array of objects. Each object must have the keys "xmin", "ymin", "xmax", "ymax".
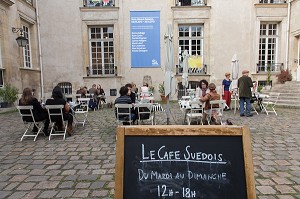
[{"xmin": 0, "ymin": 0, "xmax": 14, "ymax": 7}]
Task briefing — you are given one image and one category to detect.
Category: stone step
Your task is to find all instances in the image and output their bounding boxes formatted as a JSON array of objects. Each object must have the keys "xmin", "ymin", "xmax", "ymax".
[
  {"xmin": 258, "ymin": 81, "xmax": 300, "ymax": 108},
  {"xmin": 277, "ymin": 99, "xmax": 300, "ymax": 103},
  {"xmin": 276, "ymin": 103, "xmax": 300, "ymax": 108}
]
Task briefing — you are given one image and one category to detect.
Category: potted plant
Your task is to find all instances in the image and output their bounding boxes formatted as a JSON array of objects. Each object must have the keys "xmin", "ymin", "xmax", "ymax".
[
  {"xmin": 276, "ymin": 69, "xmax": 292, "ymax": 84},
  {"xmin": 0, "ymin": 84, "xmax": 19, "ymax": 108},
  {"xmin": 265, "ymin": 66, "xmax": 272, "ymax": 90},
  {"xmin": 158, "ymin": 83, "xmax": 167, "ymax": 103}
]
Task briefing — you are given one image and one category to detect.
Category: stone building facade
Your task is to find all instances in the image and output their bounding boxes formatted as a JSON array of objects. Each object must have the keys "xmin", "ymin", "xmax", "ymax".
[{"xmin": 1, "ymin": 0, "xmax": 300, "ymax": 102}]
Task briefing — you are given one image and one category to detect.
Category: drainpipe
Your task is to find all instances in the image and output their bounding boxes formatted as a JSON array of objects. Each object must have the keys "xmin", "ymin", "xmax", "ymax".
[
  {"xmin": 285, "ymin": 0, "xmax": 291, "ymax": 70},
  {"xmin": 35, "ymin": 0, "xmax": 44, "ymax": 101}
]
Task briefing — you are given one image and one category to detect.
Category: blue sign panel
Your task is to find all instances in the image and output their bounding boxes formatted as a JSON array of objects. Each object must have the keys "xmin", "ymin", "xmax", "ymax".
[{"xmin": 130, "ymin": 11, "xmax": 160, "ymax": 68}]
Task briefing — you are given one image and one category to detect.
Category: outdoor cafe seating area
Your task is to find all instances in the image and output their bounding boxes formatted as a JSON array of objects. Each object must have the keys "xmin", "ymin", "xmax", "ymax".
[{"xmin": 15, "ymin": 83, "xmax": 281, "ymax": 142}]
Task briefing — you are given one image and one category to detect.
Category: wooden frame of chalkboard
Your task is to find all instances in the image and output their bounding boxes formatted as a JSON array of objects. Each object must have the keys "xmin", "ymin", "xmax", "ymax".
[{"xmin": 115, "ymin": 125, "xmax": 256, "ymax": 199}]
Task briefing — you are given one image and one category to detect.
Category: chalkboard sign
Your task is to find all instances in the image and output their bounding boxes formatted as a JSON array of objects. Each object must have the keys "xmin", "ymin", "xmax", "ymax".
[{"xmin": 115, "ymin": 126, "xmax": 256, "ymax": 199}]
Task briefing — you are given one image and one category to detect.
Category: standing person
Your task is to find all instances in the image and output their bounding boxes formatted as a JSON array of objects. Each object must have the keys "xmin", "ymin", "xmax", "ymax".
[
  {"xmin": 125, "ymin": 83, "xmax": 136, "ymax": 103},
  {"xmin": 238, "ymin": 70, "xmax": 253, "ymax": 117},
  {"xmin": 222, "ymin": 72, "xmax": 232, "ymax": 110},
  {"xmin": 196, "ymin": 79, "xmax": 209, "ymax": 99},
  {"xmin": 19, "ymin": 88, "xmax": 49, "ymax": 135},
  {"xmin": 46, "ymin": 86, "xmax": 74, "ymax": 135}
]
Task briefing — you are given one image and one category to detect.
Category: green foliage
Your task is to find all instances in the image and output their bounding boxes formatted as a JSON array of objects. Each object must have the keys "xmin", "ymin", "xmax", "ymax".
[
  {"xmin": 257, "ymin": 85, "xmax": 263, "ymax": 93},
  {"xmin": 158, "ymin": 83, "xmax": 165, "ymax": 95},
  {"xmin": 276, "ymin": 69, "xmax": 292, "ymax": 84},
  {"xmin": 0, "ymin": 84, "xmax": 19, "ymax": 103}
]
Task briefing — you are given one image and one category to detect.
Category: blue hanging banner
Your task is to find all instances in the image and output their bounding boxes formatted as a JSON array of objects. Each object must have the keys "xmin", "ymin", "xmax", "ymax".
[{"xmin": 130, "ymin": 11, "xmax": 160, "ymax": 68}]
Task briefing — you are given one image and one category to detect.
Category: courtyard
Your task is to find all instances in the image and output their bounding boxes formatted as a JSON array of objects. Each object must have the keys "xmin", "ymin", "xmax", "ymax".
[{"xmin": 0, "ymin": 104, "xmax": 299, "ymax": 199}]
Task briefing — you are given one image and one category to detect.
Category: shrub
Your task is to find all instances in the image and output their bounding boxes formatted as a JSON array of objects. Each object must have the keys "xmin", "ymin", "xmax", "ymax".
[
  {"xmin": 276, "ymin": 69, "xmax": 292, "ymax": 84},
  {"xmin": 158, "ymin": 83, "xmax": 165, "ymax": 95},
  {"xmin": 0, "ymin": 84, "xmax": 19, "ymax": 103}
]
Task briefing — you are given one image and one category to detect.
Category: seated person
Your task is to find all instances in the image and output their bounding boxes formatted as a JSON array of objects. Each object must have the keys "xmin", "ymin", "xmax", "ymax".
[
  {"xmin": 97, "ymin": 84, "xmax": 106, "ymax": 104},
  {"xmin": 88, "ymin": 84, "xmax": 99, "ymax": 110},
  {"xmin": 125, "ymin": 83, "xmax": 136, "ymax": 103},
  {"xmin": 76, "ymin": 86, "xmax": 87, "ymax": 98},
  {"xmin": 46, "ymin": 86, "xmax": 73, "ymax": 136},
  {"xmin": 19, "ymin": 88, "xmax": 49, "ymax": 135},
  {"xmin": 140, "ymin": 83, "xmax": 151, "ymax": 99},
  {"xmin": 200, "ymin": 83, "xmax": 221, "ymax": 125},
  {"xmin": 131, "ymin": 82, "xmax": 138, "ymax": 93},
  {"xmin": 114, "ymin": 86, "xmax": 137, "ymax": 124}
]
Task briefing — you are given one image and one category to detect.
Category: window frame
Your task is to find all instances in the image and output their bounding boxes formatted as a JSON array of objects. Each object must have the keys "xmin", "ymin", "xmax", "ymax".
[
  {"xmin": 178, "ymin": 24, "xmax": 204, "ymax": 57},
  {"xmin": 258, "ymin": 22, "xmax": 279, "ymax": 72},
  {"xmin": 21, "ymin": 24, "xmax": 32, "ymax": 69},
  {"xmin": 57, "ymin": 82, "xmax": 72, "ymax": 95},
  {"xmin": 0, "ymin": 40, "xmax": 3, "ymax": 87},
  {"xmin": 88, "ymin": 26, "xmax": 115, "ymax": 76},
  {"xmin": 298, "ymin": 37, "xmax": 300, "ymax": 67}
]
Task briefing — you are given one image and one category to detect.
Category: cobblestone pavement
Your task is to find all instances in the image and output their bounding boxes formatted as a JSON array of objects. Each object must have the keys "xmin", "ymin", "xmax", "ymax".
[{"xmin": 0, "ymin": 103, "xmax": 299, "ymax": 199}]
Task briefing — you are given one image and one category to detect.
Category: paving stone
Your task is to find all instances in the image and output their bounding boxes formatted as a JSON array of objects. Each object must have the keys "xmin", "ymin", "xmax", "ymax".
[
  {"xmin": 272, "ymin": 177, "xmax": 294, "ymax": 185},
  {"xmin": 256, "ymin": 179, "xmax": 276, "ymax": 186},
  {"xmin": 277, "ymin": 195, "xmax": 297, "ymax": 199},
  {"xmin": 16, "ymin": 182, "xmax": 37, "ymax": 191},
  {"xmin": 34, "ymin": 181, "xmax": 60, "ymax": 189},
  {"xmin": 7, "ymin": 191, "xmax": 27, "ymax": 199},
  {"xmin": 4, "ymin": 182, "xmax": 19, "ymax": 190},
  {"xmin": 56, "ymin": 190, "xmax": 75, "ymax": 198},
  {"xmin": 38, "ymin": 190, "xmax": 58, "ymax": 198},
  {"xmin": 90, "ymin": 181, "xmax": 105, "ymax": 189},
  {"xmin": 22, "ymin": 191, "xmax": 41, "ymax": 199},
  {"xmin": 91, "ymin": 190, "xmax": 109, "ymax": 197},
  {"xmin": 275, "ymin": 185, "xmax": 297, "ymax": 194},
  {"xmin": 25, "ymin": 176, "xmax": 49, "ymax": 182},
  {"xmin": 78, "ymin": 175, "xmax": 98, "ymax": 181},
  {"xmin": 73, "ymin": 189, "xmax": 90, "ymax": 198},
  {"xmin": 256, "ymin": 186, "xmax": 277, "ymax": 194},
  {"xmin": 59, "ymin": 181, "xmax": 74, "ymax": 189},
  {"xmin": 0, "ymin": 191, "xmax": 12, "ymax": 198},
  {"xmin": 9, "ymin": 175, "xmax": 28, "ymax": 182},
  {"xmin": 75, "ymin": 182, "xmax": 91, "ymax": 189}
]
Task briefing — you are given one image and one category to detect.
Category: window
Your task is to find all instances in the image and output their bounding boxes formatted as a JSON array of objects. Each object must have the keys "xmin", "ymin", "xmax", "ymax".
[
  {"xmin": 25, "ymin": 0, "xmax": 33, "ymax": 4},
  {"xmin": 298, "ymin": 37, "xmax": 300, "ymax": 67},
  {"xmin": 177, "ymin": 0, "xmax": 206, "ymax": 6},
  {"xmin": 258, "ymin": 23, "xmax": 278, "ymax": 72},
  {"xmin": 178, "ymin": 25, "xmax": 203, "ymax": 56},
  {"xmin": 57, "ymin": 82, "xmax": 72, "ymax": 95},
  {"xmin": 84, "ymin": 0, "xmax": 115, "ymax": 7},
  {"xmin": 259, "ymin": 0, "xmax": 286, "ymax": 3},
  {"xmin": 22, "ymin": 25, "xmax": 32, "ymax": 68},
  {"xmin": 0, "ymin": 41, "xmax": 3, "ymax": 87},
  {"xmin": 89, "ymin": 26, "xmax": 115, "ymax": 76},
  {"xmin": 178, "ymin": 25, "xmax": 204, "ymax": 72}
]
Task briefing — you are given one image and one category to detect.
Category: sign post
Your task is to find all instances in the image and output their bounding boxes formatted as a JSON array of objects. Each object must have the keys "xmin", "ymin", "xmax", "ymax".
[{"xmin": 115, "ymin": 126, "xmax": 256, "ymax": 199}]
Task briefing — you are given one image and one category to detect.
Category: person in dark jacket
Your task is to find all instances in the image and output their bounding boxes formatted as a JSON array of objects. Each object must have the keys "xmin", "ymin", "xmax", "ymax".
[
  {"xmin": 114, "ymin": 86, "xmax": 137, "ymax": 124},
  {"xmin": 238, "ymin": 70, "xmax": 253, "ymax": 117},
  {"xmin": 45, "ymin": 86, "xmax": 73, "ymax": 135},
  {"xmin": 125, "ymin": 83, "xmax": 136, "ymax": 103},
  {"xmin": 19, "ymin": 88, "xmax": 49, "ymax": 135}
]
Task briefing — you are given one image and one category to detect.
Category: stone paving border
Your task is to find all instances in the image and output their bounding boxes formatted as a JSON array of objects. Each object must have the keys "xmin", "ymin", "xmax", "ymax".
[{"xmin": 0, "ymin": 103, "xmax": 299, "ymax": 198}]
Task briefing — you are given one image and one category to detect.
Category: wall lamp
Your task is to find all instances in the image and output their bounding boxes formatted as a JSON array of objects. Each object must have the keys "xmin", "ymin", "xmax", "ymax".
[{"xmin": 12, "ymin": 27, "xmax": 28, "ymax": 47}]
